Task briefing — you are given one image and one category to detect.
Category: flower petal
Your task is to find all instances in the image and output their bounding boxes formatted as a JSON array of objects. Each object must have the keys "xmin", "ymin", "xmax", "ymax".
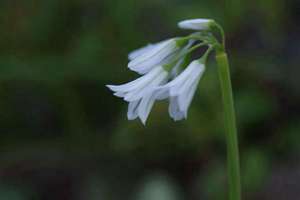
[
  {"xmin": 138, "ymin": 93, "xmax": 156, "ymax": 125},
  {"xmin": 178, "ymin": 77, "xmax": 200, "ymax": 117},
  {"xmin": 106, "ymin": 66, "xmax": 162, "ymax": 93},
  {"xmin": 128, "ymin": 40, "xmax": 168, "ymax": 61},
  {"xmin": 128, "ymin": 39, "xmax": 178, "ymax": 74},
  {"xmin": 128, "ymin": 44, "xmax": 154, "ymax": 61},
  {"xmin": 169, "ymin": 97, "xmax": 185, "ymax": 121},
  {"xmin": 173, "ymin": 64, "xmax": 202, "ymax": 96},
  {"xmin": 178, "ymin": 18, "xmax": 213, "ymax": 30},
  {"xmin": 155, "ymin": 87, "xmax": 169, "ymax": 100},
  {"xmin": 127, "ymin": 100, "xmax": 140, "ymax": 120},
  {"xmin": 124, "ymin": 68, "xmax": 167, "ymax": 102},
  {"xmin": 113, "ymin": 91, "xmax": 126, "ymax": 97},
  {"xmin": 161, "ymin": 60, "xmax": 200, "ymax": 90}
]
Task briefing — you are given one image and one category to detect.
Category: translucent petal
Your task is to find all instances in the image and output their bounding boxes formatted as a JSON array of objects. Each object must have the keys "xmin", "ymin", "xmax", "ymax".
[
  {"xmin": 178, "ymin": 77, "xmax": 200, "ymax": 117},
  {"xmin": 124, "ymin": 69, "xmax": 167, "ymax": 102},
  {"xmin": 113, "ymin": 91, "xmax": 126, "ymax": 97},
  {"xmin": 128, "ymin": 39, "xmax": 178, "ymax": 74},
  {"xmin": 106, "ymin": 66, "xmax": 162, "ymax": 93},
  {"xmin": 138, "ymin": 93, "xmax": 156, "ymax": 125},
  {"xmin": 169, "ymin": 97, "xmax": 185, "ymax": 121},
  {"xmin": 173, "ymin": 65, "xmax": 202, "ymax": 96},
  {"xmin": 127, "ymin": 100, "xmax": 140, "ymax": 120},
  {"xmin": 161, "ymin": 60, "xmax": 200, "ymax": 90},
  {"xmin": 155, "ymin": 87, "xmax": 169, "ymax": 100},
  {"xmin": 128, "ymin": 44, "xmax": 154, "ymax": 61},
  {"xmin": 128, "ymin": 40, "xmax": 168, "ymax": 60}
]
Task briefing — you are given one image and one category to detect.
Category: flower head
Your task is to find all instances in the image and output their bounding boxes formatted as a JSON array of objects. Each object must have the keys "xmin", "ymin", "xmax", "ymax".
[
  {"xmin": 107, "ymin": 66, "xmax": 168, "ymax": 124},
  {"xmin": 107, "ymin": 18, "xmax": 218, "ymax": 124},
  {"xmin": 178, "ymin": 18, "xmax": 214, "ymax": 31}
]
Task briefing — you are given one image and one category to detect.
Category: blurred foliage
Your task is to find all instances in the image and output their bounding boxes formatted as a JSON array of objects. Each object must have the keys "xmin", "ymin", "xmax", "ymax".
[{"xmin": 0, "ymin": 0, "xmax": 300, "ymax": 199}]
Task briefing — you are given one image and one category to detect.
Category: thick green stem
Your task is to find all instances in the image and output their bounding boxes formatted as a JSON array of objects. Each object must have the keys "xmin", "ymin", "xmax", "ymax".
[{"xmin": 216, "ymin": 51, "xmax": 241, "ymax": 200}]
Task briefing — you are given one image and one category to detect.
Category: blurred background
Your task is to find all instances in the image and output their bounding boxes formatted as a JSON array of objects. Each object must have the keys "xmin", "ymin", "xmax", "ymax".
[{"xmin": 0, "ymin": 0, "xmax": 299, "ymax": 199}]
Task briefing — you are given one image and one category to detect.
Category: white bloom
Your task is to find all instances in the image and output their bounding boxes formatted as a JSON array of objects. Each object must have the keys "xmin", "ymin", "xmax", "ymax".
[
  {"xmin": 128, "ymin": 39, "xmax": 180, "ymax": 75},
  {"xmin": 106, "ymin": 66, "xmax": 168, "ymax": 124},
  {"xmin": 178, "ymin": 18, "xmax": 214, "ymax": 31},
  {"xmin": 128, "ymin": 40, "xmax": 167, "ymax": 61},
  {"xmin": 128, "ymin": 44, "xmax": 154, "ymax": 61},
  {"xmin": 159, "ymin": 60, "xmax": 205, "ymax": 120}
]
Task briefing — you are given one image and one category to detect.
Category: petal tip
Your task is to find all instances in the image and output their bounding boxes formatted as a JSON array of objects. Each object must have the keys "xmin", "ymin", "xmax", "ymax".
[
  {"xmin": 139, "ymin": 117, "xmax": 147, "ymax": 125},
  {"xmin": 106, "ymin": 84, "xmax": 114, "ymax": 90}
]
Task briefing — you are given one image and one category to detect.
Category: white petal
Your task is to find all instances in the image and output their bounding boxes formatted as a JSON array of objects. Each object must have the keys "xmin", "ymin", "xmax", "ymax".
[
  {"xmin": 173, "ymin": 64, "xmax": 202, "ymax": 96},
  {"xmin": 160, "ymin": 61, "xmax": 199, "ymax": 96},
  {"xmin": 106, "ymin": 66, "xmax": 162, "ymax": 93},
  {"xmin": 178, "ymin": 77, "xmax": 200, "ymax": 117},
  {"xmin": 124, "ymin": 68, "xmax": 167, "ymax": 102},
  {"xmin": 128, "ymin": 40, "xmax": 168, "ymax": 61},
  {"xmin": 128, "ymin": 51, "xmax": 170, "ymax": 74},
  {"xmin": 162, "ymin": 60, "xmax": 200, "ymax": 89},
  {"xmin": 113, "ymin": 91, "xmax": 126, "ymax": 97},
  {"xmin": 129, "ymin": 39, "xmax": 172, "ymax": 66},
  {"xmin": 154, "ymin": 87, "xmax": 169, "ymax": 100},
  {"xmin": 178, "ymin": 64, "xmax": 205, "ymax": 117},
  {"xmin": 169, "ymin": 97, "xmax": 185, "ymax": 121},
  {"xmin": 128, "ymin": 39, "xmax": 178, "ymax": 74},
  {"xmin": 176, "ymin": 63, "xmax": 205, "ymax": 117},
  {"xmin": 127, "ymin": 100, "xmax": 140, "ymax": 120},
  {"xmin": 138, "ymin": 93, "xmax": 156, "ymax": 125},
  {"xmin": 178, "ymin": 18, "xmax": 213, "ymax": 30},
  {"xmin": 128, "ymin": 44, "xmax": 154, "ymax": 61},
  {"xmin": 106, "ymin": 78, "xmax": 145, "ymax": 93}
]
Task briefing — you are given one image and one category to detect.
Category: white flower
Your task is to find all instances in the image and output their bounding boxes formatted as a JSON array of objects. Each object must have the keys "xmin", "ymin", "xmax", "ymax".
[
  {"xmin": 178, "ymin": 18, "xmax": 214, "ymax": 31},
  {"xmin": 128, "ymin": 40, "xmax": 167, "ymax": 61},
  {"xmin": 159, "ymin": 60, "xmax": 205, "ymax": 120},
  {"xmin": 128, "ymin": 39, "xmax": 180, "ymax": 75},
  {"xmin": 128, "ymin": 44, "xmax": 154, "ymax": 61},
  {"xmin": 106, "ymin": 66, "xmax": 169, "ymax": 124}
]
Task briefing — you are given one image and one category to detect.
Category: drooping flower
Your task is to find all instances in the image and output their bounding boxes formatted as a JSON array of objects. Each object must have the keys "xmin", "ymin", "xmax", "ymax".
[
  {"xmin": 128, "ymin": 38, "xmax": 184, "ymax": 75},
  {"xmin": 158, "ymin": 60, "xmax": 206, "ymax": 120},
  {"xmin": 106, "ymin": 66, "xmax": 169, "ymax": 124},
  {"xmin": 107, "ymin": 18, "xmax": 218, "ymax": 124},
  {"xmin": 178, "ymin": 18, "xmax": 214, "ymax": 31}
]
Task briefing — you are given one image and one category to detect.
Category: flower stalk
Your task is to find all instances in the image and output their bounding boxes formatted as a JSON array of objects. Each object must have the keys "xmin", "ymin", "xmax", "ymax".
[{"xmin": 216, "ymin": 50, "xmax": 241, "ymax": 200}]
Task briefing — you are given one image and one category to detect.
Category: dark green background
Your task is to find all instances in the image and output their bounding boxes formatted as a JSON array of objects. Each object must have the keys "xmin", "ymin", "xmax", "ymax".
[{"xmin": 0, "ymin": 0, "xmax": 299, "ymax": 199}]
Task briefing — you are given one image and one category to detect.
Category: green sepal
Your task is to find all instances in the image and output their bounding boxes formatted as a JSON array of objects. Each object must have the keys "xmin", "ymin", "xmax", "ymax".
[{"xmin": 175, "ymin": 38, "xmax": 189, "ymax": 47}]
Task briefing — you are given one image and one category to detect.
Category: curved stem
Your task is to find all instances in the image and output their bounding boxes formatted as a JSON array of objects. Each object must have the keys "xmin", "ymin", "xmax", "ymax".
[
  {"xmin": 216, "ymin": 50, "xmax": 241, "ymax": 200},
  {"xmin": 214, "ymin": 22, "xmax": 226, "ymax": 48}
]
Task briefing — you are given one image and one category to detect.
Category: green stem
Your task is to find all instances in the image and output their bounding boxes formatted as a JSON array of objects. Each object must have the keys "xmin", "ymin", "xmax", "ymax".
[
  {"xmin": 214, "ymin": 22, "xmax": 226, "ymax": 48},
  {"xmin": 216, "ymin": 50, "xmax": 241, "ymax": 200}
]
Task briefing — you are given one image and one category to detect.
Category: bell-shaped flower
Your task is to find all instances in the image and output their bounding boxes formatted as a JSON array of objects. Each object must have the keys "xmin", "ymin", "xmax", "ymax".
[
  {"xmin": 158, "ymin": 60, "xmax": 205, "ymax": 120},
  {"xmin": 106, "ymin": 66, "xmax": 169, "ymax": 124},
  {"xmin": 178, "ymin": 18, "xmax": 214, "ymax": 31},
  {"xmin": 128, "ymin": 38, "xmax": 183, "ymax": 75}
]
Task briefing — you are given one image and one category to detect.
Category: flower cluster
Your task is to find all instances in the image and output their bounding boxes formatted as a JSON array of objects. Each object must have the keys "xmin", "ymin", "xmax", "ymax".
[{"xmin": 107, "ymin": 18, "xmax": 220, "ymax": 124}]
